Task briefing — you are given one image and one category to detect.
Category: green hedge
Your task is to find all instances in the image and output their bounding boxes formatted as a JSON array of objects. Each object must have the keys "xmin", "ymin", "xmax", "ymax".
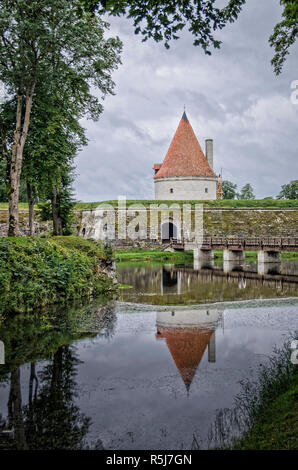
[{"xmin": 0, "ymin": 236, "xmax": 114, "ymax": 315}]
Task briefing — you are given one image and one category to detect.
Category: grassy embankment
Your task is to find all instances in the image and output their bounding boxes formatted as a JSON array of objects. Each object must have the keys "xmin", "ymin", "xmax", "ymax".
[
  {"xmin": 0, "ymin": 236, "xmax": 115, "ymax": 315},
  {"xmin": 73, "ymin": 199, "xmax": 298, "ymax": 209},
  {"xmin": 228, "ymin": 338, "xmax": 298, "ymax": 450},
  {"xmin": 115, "ymin": 248, "xmax": 298, "ymax": 263},
  {"xmin": 1, "ymin": 199, "xmax": 297, "ymax": 211}
]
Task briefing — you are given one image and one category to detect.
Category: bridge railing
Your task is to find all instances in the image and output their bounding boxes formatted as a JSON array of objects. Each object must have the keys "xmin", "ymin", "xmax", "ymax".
[{"xmin": 170, "ymin": 237, "xmax": 298, "ymax": 251}]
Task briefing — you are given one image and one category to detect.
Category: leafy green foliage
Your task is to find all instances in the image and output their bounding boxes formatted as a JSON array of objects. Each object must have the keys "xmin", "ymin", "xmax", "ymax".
[
  {"xmin": 0, "ymin": 157, "xmax": 7, "ymax": 202},
  {"xmin": 81, "ymin": 0, "xmax": 246, "ymax": 52},
  {"xmin": 83, "ymin": 0, "xmax": 298, "ymax": 73},
  {"xmin": 0, "ymin": 236, "xmax": 115, "ymax": 314},
  {"xmin": 277, "ymin": 179, "xmax": 298, "ymax": 199},
  {"xmin": 238, "ymin": 183, "xmax": 255, "ymax": 200},
  {"xmin": 0, "ymin": 1, "xmax": 122, "ymax": 106},
  {"xmin": 222, "ymin": 180, "xmax": 238, "ymax": 199},
  {"xmin": 0, "ymin": 148, "xmax": 27, "ymax": 202},
  {"xmin": 0, "ymin": 296, "xmax": 115, "ymax": 373},
  {"xmin": 269, "ymin": 0, "xmax": 298, "ymax": 74},
  {"xmin": 38, "ymin": 172, "xmax": 77, "ymax": 235},
  {"xmin": 0, "ymin": 0, "xmax": 122, "ymax": 234}
]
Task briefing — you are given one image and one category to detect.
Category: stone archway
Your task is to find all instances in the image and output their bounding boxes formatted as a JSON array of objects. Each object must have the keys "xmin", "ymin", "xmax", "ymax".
[{"xmin": 161, "ymin": 221, "xmax": 178, "ymax": 242}]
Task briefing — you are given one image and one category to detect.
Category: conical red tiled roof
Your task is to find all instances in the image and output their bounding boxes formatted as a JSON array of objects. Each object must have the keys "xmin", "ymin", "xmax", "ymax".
[
  {"xmin": 154, "ymin": 112, "xmax": 216, "ymax": 179},
  {"xmin": 156, "ymin": 327, "xmax": 213, "ymax": 391}
]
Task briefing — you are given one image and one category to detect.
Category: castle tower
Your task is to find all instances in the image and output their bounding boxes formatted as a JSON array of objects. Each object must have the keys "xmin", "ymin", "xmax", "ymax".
[
  {"xmin": 156, "ymin": 327, "xmax": 213, "ymax": 392},
  {"xmin": 153, "ymin": 111, "xmax": 217, "ymax": 200}
]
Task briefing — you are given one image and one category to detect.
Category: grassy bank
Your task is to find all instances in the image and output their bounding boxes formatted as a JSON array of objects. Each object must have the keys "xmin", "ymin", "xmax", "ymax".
[
  {"xmin": 115, "ymin": 248, "xmax": 194, "ymax": 263},
  {"xmin": 1, "ymin": 199, "xmax": 297, "ymax": 211},
  {"xmin": 212, "ymin": 337, "xmax": 298, "ymax": 450},
  {"xmin": 74, "ymin": 199, "xmax": 298, "ymax": 209},
  {"xmin": 233, "ymin": 374, "xmax": 298, "ymax": 449},
  {"xmin": 0, "ymin": 236, "xmax": 115, "ymax": 315},
  {"xmin": 231, "ymin": 338, "xmax": 298, "ymax": 450},
  {"xmin": 115, "ymin": 248, "xmax": 298, "ymax": 263}
]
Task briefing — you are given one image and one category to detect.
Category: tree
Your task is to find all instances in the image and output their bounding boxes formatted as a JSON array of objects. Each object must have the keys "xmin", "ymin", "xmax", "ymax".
[
  {"xmin": 239, "ymin": 183, "xmax": 255, "ymax": 200},
  {"xmin": 38, "ymin": 170, "xmax": 77, "ymax": 236},
  {"xmin": 0, "ymin": 157, "xmax": 7, "ymax": 202},
  {"xmin": 83, "ymin": 1, "xmax": 298, "ymax": 74},
  {"xmin": 0, "ymin": 100, "xmax": 27, "ymax": 203},
  {"xmin": 21, "ymin": 78, "xmax": 89, "ymax": 235},
  {"xmin": 269, "ymin": 0, "xmax": 298, "ymax": 75},
  {"xmin": 0, "ymin": 1, "xmax": 122, "ymax": 236},
  {"xmin": 222, "ymin": 180, "xmax": 238, "ymax": 199},
  {"xmin": 277, "ymin": 180, "xmax": 298, "ymax": 199},
  {"xmin": 82, "ymin": 0, "xmax": 245, "ymax": 52},
  {"xmin": 24, "ymin": 346, "xmax": 91, "ymax": 450}
]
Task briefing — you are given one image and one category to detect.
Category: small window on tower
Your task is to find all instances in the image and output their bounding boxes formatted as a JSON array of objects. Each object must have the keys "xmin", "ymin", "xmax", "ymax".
[
  {"xmin": 205, "ymin": 188, "xmax": 208, "ymax": 193},
  {"xmin": 170, "ymin": 188, "xmax": 174, "ymax": 193}
]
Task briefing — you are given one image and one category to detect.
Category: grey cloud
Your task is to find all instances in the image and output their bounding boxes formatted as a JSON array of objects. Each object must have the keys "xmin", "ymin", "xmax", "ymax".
[{"xmin": 74, "ymin": 0, "xmax": 298, "ymax": 201}]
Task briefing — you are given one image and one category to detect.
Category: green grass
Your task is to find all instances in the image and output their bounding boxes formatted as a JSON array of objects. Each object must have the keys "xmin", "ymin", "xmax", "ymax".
[
  {"xmin": 51, "ymin": 235, "xmax": 108, "ymax": 260},
  {"xmin": 115, "ymin": 248, "xmax": 194, "ymax": 263},
  {"xmin": 0, "ymin": 199, "xmax": 297, "ymax": 211},
  {"xmin": 212, "ymin": 336, "xmax": 298, "ymax": 450},
  {"xmin": 0, "ymin": 202, "xmax": 31, "ymax": 210},
  {"xmin": 115, "ymin": 248, "xmax": 298, "ymax": 263},
  {"xmin": 230, "ymin": 337, "xmax": 298, "ymax": 450},
  {"xmin": 74, "ymin": 199, "xmax": 298, "ymax": 209},
  {"xmin": 232, "ymin": 375, "xmax": 298, "ymax": 450},
  {"xmin": 0, "ymin": 236, "xmax": 115, "ymax": 315}
]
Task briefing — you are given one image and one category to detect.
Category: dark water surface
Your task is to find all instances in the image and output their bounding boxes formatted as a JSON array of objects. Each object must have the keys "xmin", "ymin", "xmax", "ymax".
[{"xmin": 0, "ymin": 261, "xmax": 297, "ymax": 450}]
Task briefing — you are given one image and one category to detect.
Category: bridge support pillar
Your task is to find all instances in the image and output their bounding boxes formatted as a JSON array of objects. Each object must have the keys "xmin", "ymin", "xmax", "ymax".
[
  {"xmin": 223, "ymin": 249, "xmax": 245, "ymax": 262},
  {"xmin": 193, "ymin": 248, "xmax": 214, "ymax": 262},
  {"xmin": 223, "ymin": 249, "xmax": 245, "ymax": 273},
  {"xmin": 258, "ymin": 262, "xmax": 281, "ymax": 275},
  {"xmin": 223, "ymin": 260, "xmax": 244, "ymax": 273},
  {"xmin": 258, "ymin": 250, "xmax": 281, "ymax": 263},
  {"xmin": 193, "ymin": 259, "xmax": 214, "ymax": 270}
]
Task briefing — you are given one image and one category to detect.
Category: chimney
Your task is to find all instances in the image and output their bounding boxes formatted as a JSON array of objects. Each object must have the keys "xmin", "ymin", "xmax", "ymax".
[
  {"xmin": 208, "ymin": 331, "xmax": 216, "ymax": 363},
  {"xmin": 205, "ymin": 139, "xmax": 213, "ymax": 169}
]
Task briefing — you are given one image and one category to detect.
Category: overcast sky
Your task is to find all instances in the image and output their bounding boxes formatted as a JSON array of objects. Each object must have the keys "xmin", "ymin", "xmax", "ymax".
[{"xmin": 73, "ymin": 0, "xmax": 298, "ymax": 202}]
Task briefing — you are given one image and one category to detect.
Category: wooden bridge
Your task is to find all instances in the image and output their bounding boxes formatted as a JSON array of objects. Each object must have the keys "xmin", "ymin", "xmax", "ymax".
[{"xmin": 170, "ymin": 237, "xmax": 298, "ymax": 253}]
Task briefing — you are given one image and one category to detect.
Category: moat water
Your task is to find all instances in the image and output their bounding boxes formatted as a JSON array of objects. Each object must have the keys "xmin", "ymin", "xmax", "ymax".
[{"xmin": 0, "ymin": 260, "xmax": 297, "ymax": 450}]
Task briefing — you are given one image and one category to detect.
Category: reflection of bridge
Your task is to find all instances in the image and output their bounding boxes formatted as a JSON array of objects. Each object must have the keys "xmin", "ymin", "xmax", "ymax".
[
  {"xmin": 171, "ymin": 236, "xmax": 298, "ymax": 267},
  {"xmin": 176, "ymin": 265, "xmax": 298, "ymax": 285}
]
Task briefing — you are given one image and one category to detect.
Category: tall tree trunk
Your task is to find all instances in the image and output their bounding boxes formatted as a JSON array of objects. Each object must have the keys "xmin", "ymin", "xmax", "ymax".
[
  {"xmin": 27, "ymin": 182, "xmax": 35, "ymax": 236},
  {"xmin": 8, "ymin": 85, "xmax": 35, "ymax": 237},
  {"xmin": 51, "ymin": 188, "xmax": 63, "ymax": 236}
]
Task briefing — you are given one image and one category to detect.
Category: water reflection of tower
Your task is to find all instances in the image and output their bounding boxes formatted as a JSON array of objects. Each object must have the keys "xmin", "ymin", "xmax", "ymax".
[
  {"xmin": 161, "ymin": 266, "xmax": 182, "ymax": 295},
  {"xmin": 156, "ymin": 308, "xmax": 223, "ymax": 393}
]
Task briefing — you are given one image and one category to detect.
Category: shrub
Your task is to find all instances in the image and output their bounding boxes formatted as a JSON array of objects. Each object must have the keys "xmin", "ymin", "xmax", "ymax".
[{"xmin": 0, "ymin": 236, "xmax": 114, "ymax": 315}]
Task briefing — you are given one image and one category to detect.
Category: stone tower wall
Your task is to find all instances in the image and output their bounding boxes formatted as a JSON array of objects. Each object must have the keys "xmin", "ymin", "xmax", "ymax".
[{"xmin": 154, "ymin": 176, "xmax": 217, "ymax": 200}]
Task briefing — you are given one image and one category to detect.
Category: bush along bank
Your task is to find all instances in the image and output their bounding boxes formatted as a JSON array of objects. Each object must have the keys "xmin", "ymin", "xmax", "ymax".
[{"xmin": 0, "ymin": 236, "xmax": 116, "ymax": 315}]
